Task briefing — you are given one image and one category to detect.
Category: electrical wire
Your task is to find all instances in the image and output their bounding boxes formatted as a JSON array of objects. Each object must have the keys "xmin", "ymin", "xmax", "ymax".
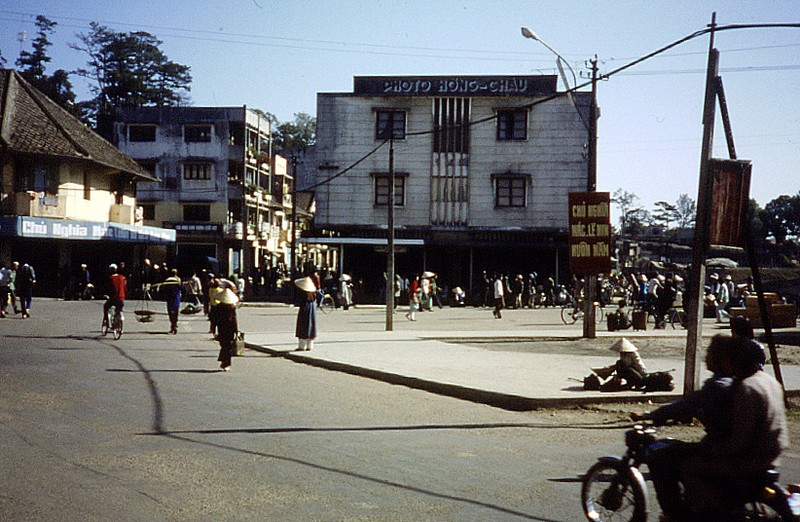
[{"xmin": 297, "ymin": 139, "xmax": 389, "ymax": 192}]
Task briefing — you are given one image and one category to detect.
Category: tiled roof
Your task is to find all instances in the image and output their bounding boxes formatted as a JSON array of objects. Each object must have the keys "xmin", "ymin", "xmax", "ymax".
[{"xmin": 0, "ymin": 69, "xmax": 156, "ymax": 181}]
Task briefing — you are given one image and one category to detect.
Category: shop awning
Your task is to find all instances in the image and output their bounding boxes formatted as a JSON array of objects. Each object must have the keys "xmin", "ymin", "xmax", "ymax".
[
  {"xmin": 298, "ymin": 237, "xmax": 424, "ymax": 246},
  {"xmin": 0, "ymin": 216, "xmax": 176, "ymax": 244}
]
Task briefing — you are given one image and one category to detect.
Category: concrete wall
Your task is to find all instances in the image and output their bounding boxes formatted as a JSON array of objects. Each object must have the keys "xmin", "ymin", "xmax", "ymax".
[{"xmin": 308, "ymin": 88, "xmax": 589, "ymax": 231}]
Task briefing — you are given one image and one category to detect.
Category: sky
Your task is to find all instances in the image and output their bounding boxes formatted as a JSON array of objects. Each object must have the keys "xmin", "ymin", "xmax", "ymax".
[{"xmin": 1, "ymin": 0, "xmax": 798, "ymax": 223}]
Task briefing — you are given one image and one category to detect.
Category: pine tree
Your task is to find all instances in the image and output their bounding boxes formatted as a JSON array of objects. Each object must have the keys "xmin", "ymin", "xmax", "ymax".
[{"xmin": 15, "ymin": 15, "xmax": 78, "ymax": 114}]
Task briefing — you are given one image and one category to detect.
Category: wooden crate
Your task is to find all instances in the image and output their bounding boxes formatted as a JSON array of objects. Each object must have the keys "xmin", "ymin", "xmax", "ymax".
[{"xmin": 745, "ymin": 293, "xmax": 780, "ymax": 309}]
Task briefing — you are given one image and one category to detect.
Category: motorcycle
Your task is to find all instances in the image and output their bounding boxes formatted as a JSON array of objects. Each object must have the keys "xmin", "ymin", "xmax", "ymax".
[{"xmin": 581, "ymin": 424, "xmax": 799, "ymax": 521}]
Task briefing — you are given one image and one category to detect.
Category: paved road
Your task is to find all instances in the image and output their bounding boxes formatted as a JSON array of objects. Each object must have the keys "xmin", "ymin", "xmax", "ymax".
[{"xmin": 2, "ymin": 299, "xmax": 799, "ymax": 521}]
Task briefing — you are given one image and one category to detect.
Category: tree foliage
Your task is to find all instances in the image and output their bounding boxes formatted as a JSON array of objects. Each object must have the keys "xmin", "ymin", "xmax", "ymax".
[
  {"xmin": 675, "ymin": 194, "xmax": 696, "ymax": 229},
  {"xmin": 270, "ymin": 112, "xmax": 316, "ymax": 156},
  {"xmin": 14, "ymin": 15, "xmax": 77, "ymax": 114},
  {"xmin": 759, "ymin": 193, "xmax": 800, "ymax": 244},
  {"xmin": 71, "ymin": 23, "xmax": 191, "ymax": 128},
  {"xmin": 652, "ymin": 200, "xmax": 679, "ymax": 229},
  {"xmin": 613, "ymin": 189, "xmax": 699, "ymax": 239},
  {"xmin": 612, "ymin": 189, "xmax": 640, "ymax": 235}
]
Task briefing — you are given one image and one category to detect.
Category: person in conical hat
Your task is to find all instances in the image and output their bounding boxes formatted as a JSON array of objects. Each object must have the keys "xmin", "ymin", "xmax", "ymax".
[
  {"xmin": 294, "ymin": 276, "xmax": 319, "ymax": 351},
  {"xmin": 215, "ymin": 287, "xmax": 239, "ymax": 372},
  {"xmin": 610, "ymin": 338, "xmax": 638, "ymax": 352},
  {"xmin": 294, "ymin": 276, "xmax": 316, "ymax": 293},
  {"xmin": 596, "ymin": 338, "xmax": 647, "ymax": 389}
]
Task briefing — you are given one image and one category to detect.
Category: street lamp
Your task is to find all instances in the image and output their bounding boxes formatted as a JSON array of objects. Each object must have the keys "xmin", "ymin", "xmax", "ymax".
[
  {"xmin": 521, "ymin": 25, "xmax": 599, "ymax": 337},
  {"xmin": 520, "ymin": 26, "xmax": 577, "ymax": 91}
]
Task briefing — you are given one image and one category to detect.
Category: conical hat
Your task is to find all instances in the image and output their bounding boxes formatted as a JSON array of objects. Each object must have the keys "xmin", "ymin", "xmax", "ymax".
[
  {"xmin": 294, "ymin": 276, "xmax": 317, "ymax": 292},
  {"xmin": 610, "ymin": 338, "xmax": 638, "ymax": 353}
]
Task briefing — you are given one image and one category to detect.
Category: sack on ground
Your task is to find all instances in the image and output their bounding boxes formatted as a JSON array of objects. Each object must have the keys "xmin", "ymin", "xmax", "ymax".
[
  {"xmin": 643, "ymin": 371, "xmax": 674, "ymax": 392},
  {"xmin": 583, "ymin": 373, "xmax": 601, "ymax": 390}
]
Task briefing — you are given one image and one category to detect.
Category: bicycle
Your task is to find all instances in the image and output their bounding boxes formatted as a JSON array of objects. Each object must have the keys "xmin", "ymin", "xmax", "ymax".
[
  {"xmin": 102, "ymin": 304, "xmax": 124, "ymax": 340},
  {"xmin": 318, "ymin": 293, "xmax": 336, "ymax": 314},
  {"xmin": 561, "ymin": 300, "xmax": 604, "ymax": 325}
]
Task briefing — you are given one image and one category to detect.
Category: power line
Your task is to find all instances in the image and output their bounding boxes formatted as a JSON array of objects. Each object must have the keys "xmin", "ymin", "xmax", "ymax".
[
  {"xmin": 298, "ymin": 139, "xmax": 388, "ymax": 192},
  {"xmin": 2, "ymin": 11, "xmax": 798, "ymax": 65},
  {"xmin": 299, "ymin": 22, "xmax": 800, "ymax": 193}
]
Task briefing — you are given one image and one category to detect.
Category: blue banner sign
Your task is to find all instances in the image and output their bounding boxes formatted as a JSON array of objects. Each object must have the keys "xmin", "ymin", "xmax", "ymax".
[{"xmin": 0, "ymin": 216, "xmax": 176, "ymax": 244}]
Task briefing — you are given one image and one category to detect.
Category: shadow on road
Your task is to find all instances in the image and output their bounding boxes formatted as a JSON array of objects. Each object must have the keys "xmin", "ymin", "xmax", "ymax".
[{"xmin": 97, "ymin": 337, "xmax": 588, "ymax": 522}]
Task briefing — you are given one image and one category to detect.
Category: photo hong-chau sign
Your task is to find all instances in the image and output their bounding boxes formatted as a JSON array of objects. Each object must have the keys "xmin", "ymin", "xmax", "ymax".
[{"xmin": 569, "ymin": 192, "xmax": 611, "ymax": 276}]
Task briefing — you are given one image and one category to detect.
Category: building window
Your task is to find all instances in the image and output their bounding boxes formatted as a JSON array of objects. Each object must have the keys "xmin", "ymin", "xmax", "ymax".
[
  {"xmin": 375, "ymin": 110, "xmax": 406, "ymax": 140},
  {"xmin": 434, "ymin": 98, "xmax": 470, "ymax": 153},
  {"xmin": 140, "ymin": 204, "xmax": 155, "ymax": 220},
  {"xmin": 128, "ymin": 124, "xmax": 156, "ymax": 142},
  {"xmin": 495, "ymin": 176, "xmax": 527, "ymax": 208},
  {"xmin": 184, "ymin": 124, "xmax": 212, "ymax": 143},
  {"xmin": 183, "ymin": 205, "xmax": 211, "ymax": 221},
  {"xmin": 183, "ymin": 162, "xmax": 212, "ymax": 180},
  {"xmin": 14, "ymin": 160, "xmax": 58, "ymax": 194},
  {"xmin": 83, "ymin": 171, "xmax": 91, "ymax": 200},
  {"xmin": 164, "ymin": 177, "xmax": 179, "ymax": 190},
  {"xmin": 373, "ymin": 173, "xmax": 405, "ymax": 207},
  {"xmin": 496, "ymin": 109, "xmax": 528, "ymax": 141},
  {"xmin": 136, "ymin": 160, "xmax": 157, "ymax": 178}
]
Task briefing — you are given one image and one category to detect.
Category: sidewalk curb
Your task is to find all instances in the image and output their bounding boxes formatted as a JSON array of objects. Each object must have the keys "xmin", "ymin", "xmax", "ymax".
[{"xmin": 245, "ymin": 342, "xmax": 679, "ymax": 411}]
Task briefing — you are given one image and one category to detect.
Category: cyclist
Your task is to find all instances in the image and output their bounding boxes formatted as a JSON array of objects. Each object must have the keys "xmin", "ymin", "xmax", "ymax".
[{"xmin": 103, "ymin": 263, "xmax": 127, "ymax": 327}]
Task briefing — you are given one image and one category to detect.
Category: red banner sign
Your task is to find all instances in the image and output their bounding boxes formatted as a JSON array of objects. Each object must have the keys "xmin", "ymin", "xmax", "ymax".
[
  {"xmin": 709, "ymin": 159, "xmax": 751, "ymax": 247},
  {"xmin": 569, "ymin": 192, "xmax": 612, "ymax": 276}
]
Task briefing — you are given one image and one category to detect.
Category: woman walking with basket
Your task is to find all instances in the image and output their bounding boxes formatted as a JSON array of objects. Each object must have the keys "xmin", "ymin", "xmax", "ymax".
[{"xmin": 215, "ymin": 288, "xmax": 239, "ymax": 372}]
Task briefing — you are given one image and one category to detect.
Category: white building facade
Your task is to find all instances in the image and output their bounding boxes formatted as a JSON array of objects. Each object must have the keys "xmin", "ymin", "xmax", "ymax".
[{"xmin": 302, "ymin": 75, "xmax": 591, "ymax": 301}]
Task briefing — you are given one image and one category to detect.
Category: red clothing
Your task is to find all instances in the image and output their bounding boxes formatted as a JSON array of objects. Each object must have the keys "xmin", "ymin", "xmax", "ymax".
[{"xmin": 108, "ymin": 274, "xmax": 127, "ymax": 301}]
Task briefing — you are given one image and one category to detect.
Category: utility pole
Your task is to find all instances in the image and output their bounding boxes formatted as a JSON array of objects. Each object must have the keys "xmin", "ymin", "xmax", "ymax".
[
  {"xmin": 583, "ymin": 56, "xmax": 600, "ymax": 338},
  {"xmin": 290, "ymin": 155, "xmax": 298, "ymax": 283},
  {"xmin": 588, "ymin": 56, "xmax": 598, "ymax": 193},
  {"xmin": 385, "ymin": 138, "xmax": 395, "ymax": 331},
  {"xmin": 684, "ymin": 13, "xmax": 718, "ymax": 394}
]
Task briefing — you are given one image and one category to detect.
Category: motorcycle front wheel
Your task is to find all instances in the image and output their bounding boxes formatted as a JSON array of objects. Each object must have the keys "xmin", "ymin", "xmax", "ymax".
[{"xmin": 581, "ymin": 460, "xmax": 647, "ymax": 522}]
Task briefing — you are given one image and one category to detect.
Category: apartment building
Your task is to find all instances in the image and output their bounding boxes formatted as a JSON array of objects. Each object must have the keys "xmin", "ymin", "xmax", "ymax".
[
  {"xmin": 301, "ymin": 75, "xmax": 591, "ymax": 300},
  {"xmin": 113, "ymin": 106, "xmax": 295, "ymax": 279}
]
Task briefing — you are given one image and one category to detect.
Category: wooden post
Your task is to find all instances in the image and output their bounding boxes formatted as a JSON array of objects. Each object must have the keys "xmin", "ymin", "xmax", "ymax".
[
  {"xmin": 582, "ymin": 58, "xmax": 600, "ymax": 339},
  {"xmin": 684, "ymin": 13, "xmax": 718, "ymax": 395},
  {"xmin": 385, "ymin": 138, "xmax": 395, "ymax": 331}
]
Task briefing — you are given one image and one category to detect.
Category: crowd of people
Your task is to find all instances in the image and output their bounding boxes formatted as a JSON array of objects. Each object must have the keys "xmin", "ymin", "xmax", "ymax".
[{"xmin": 0, "ymin": 261, "xmax": 37, "ymax": 318}]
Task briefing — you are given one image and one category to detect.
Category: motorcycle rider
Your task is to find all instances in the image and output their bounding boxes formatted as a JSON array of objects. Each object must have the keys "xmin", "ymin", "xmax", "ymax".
[
  {"xmin": 632, "ymin": 335, "xmax": 788, "ymax": 521},
  {"xmin": 683, "ymin": 336, "xmax": 788, "ymax": 520}
]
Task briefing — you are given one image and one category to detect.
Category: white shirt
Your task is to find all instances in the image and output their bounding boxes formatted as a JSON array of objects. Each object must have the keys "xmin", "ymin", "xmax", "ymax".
[
  {"xmin": 0, "ymin": 268, "xmax": 10, "ymax": 286},
  {"xmin": 493, "ymin": 279, "xmax": 504, "ymax": 299}
]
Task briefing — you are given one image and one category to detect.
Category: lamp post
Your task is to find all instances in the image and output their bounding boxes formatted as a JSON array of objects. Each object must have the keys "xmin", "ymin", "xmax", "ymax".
[
  {"xmin": 521, "ymin": 26, "xmax": 599, "ymax": 337},
  {"xmin": 521, "ymin": 27, "xmax": 578, "ymax": 92}
]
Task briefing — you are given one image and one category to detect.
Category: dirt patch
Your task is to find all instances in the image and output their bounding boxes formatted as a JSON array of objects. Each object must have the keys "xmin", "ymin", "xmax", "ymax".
[{"xmin": 460, "ymin": 336, "xmax": 800, "ymax": 365}]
